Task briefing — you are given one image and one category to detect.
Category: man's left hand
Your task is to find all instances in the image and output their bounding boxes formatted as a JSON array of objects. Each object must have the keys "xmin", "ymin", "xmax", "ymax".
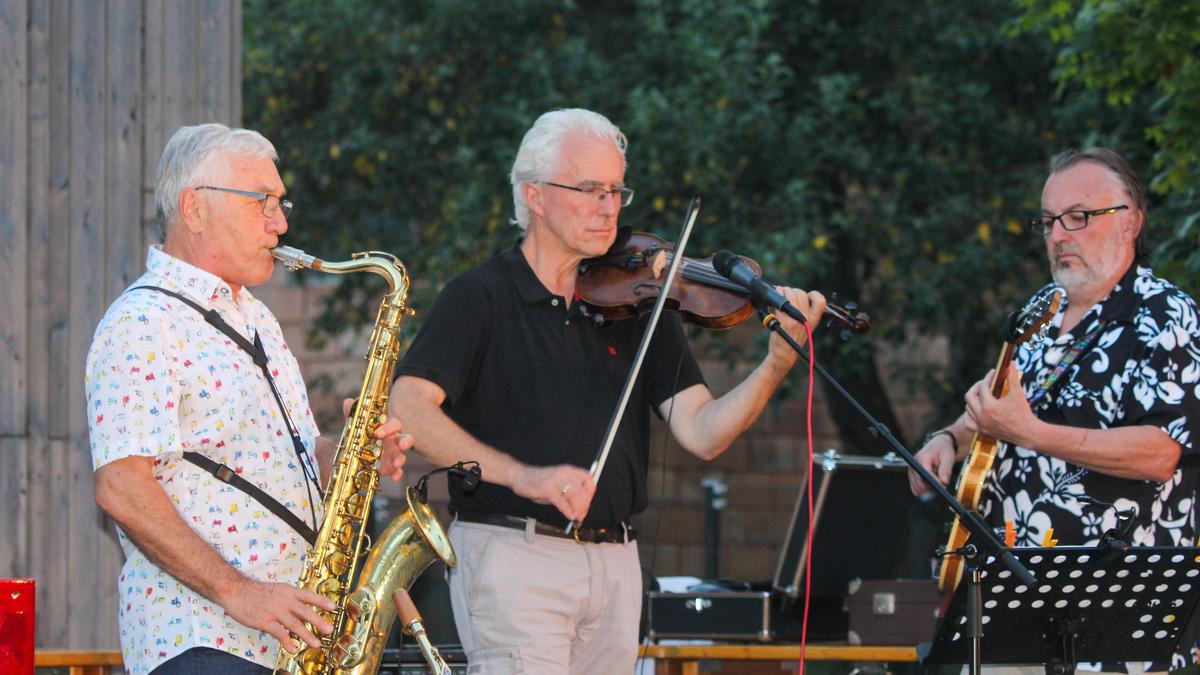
[
  {"xmin": 963, "ymin": 364, "xmax": 1035, "ymax": 446},
  {"xmin": 343, "ymin": 397, "xmax": 413, "ymax": 483},
  {"xmin": 766, "ymin": 287, "xmax": 827, "ymax": 368}
]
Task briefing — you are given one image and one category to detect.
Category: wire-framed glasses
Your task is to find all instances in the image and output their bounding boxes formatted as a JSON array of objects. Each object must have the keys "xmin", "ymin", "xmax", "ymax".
[
  {"xmin": 196, "ymin": 186, "xmax": 294, "ymax": 218},
  {"xmin": 539, "ymin": 181, "xmax": 634, "ymax": 207}
]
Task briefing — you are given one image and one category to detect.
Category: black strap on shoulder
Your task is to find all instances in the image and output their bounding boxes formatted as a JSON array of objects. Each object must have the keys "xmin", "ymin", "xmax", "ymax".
[
  {"xmin": 131, "ymin": 285, "xmax": 323, "ymax": 542},
  {"xmin": 183, "ymin": 451, "xmax": 317, "ymax": 545}
]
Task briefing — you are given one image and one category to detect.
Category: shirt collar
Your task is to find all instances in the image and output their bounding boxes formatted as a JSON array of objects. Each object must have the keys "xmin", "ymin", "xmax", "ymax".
[
  {"xmin": 145, "ymin": 245, "xmax": 255, "ymax": 307},
  {"xmin": 1091, "ymin": 262, "xmax": 1142, "ymax": 325},
  {"xmin": 501, "ymin": 241, "xmax": 555, "ymax": 305}
]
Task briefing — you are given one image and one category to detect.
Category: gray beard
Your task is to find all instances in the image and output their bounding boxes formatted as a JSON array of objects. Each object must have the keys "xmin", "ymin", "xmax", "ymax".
[{"xmin": 1051, "ymin": 262, "xmax": 1094, "ymax": 294}]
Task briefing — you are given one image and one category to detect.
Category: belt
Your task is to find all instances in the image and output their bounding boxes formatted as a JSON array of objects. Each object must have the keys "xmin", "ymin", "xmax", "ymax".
[{"xmin": 457, "ymin": 512, "xmax": 636, "ymax": 544}]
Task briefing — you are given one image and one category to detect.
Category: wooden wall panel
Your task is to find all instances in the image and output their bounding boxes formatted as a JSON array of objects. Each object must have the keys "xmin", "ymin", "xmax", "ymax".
[
  {"xmin": 45, "ymin": 0, "xmax": 72, "ymax": 444},
  {"xmin": 105, "ymin": 1, "xmax": 143, "ymax": 299},
  {"xmin": 200, "ymin": 0, "xmax": 231, "ymax": 123},
  {"xmin": 4, "ymin": 0, "xmax": 243, "ymax": 649},
  {"xmin": 141, "ymin": 0, "xmax": 165, "ymax": 247},
  {"xmin": 0, "ymin": 0, "xmax": 29, "ymax": 436},
  {"xmin": 0, "ymin": 438, "xmax": 29, "ymax": 586},
  {"xmin": 66, "ymin": 0, "xmax": 108, "ymax": 649},
  {"xmin": 163, "ymin": 1, "xmax": 199, "ymax": 134},
  {"xmin": 25, "ymin": 0, "xmax": 71, "ymax": 649},
  {"xmin": 30, "ymin": 438, "xmax": 70, "ymax": 647},
  {"xmin": 230, "ymin": 0, "xmax": 242, "ymax": 124}
]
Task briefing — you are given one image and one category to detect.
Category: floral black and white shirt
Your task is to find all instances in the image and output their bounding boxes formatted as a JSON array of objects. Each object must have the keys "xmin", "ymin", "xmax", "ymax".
[{"xmin": 980, "ymin": 263, "xmax": 1200, "ymax": 670}]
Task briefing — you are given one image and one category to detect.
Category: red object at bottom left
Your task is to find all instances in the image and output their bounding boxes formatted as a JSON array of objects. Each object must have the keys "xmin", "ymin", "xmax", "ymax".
[{"xmin": 0, "ymin": 579, "xmax": 35, "ymax": 675}]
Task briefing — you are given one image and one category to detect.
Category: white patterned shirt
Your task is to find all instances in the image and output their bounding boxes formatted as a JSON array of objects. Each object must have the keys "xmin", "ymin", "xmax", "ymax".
[{"xmin": 86, "ymin": 246, "xmax": 321, "ymax": 675}]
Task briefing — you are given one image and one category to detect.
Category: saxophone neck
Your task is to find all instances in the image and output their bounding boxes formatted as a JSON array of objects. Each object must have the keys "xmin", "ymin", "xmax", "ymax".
[{"xmin": 271, "ymin": 246, "xmax": 409, "ymax": 296}]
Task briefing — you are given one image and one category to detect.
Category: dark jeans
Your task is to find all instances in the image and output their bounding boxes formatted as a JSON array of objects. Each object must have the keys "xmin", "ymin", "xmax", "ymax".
[{"xmin": 150, "ymin": 647, "xmax": 272, "ymax": 674}]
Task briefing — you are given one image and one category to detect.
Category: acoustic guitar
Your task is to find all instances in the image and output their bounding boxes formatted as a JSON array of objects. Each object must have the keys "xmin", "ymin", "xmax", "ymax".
[{"xmin": 937, "ymin": 287, "xmax": 1064, "ymax": 592}]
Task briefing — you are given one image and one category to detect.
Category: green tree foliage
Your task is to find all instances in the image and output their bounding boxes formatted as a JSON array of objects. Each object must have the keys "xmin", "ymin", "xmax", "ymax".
[
  {"xmin": 243, "ymin": 0, "xmax": 1125, "ymax": 447},
  {"xmin": 1012, "ymin": 0, "xmax": 1200, "ymax": 292}
]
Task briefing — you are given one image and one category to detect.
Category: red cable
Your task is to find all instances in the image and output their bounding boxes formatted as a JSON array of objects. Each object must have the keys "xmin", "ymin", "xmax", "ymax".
[{"xmin": 798, "ymin": 320, "xmax": 815, "ymax": 674}]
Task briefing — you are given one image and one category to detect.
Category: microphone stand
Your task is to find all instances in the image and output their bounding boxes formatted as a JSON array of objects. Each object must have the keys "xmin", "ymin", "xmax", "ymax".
[{"xmin": 757, "ymin": 310, "xmax": 1035, "ymax": 675}]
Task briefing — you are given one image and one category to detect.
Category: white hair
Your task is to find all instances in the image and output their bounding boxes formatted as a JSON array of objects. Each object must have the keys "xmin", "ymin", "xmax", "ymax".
[
  {"xmin": 154, "ymin": 123, "xmax": 278, "ymax": 234},
  {"xmin": 509, "ymin": 108, "xmax": 627, "ymax": 230}
]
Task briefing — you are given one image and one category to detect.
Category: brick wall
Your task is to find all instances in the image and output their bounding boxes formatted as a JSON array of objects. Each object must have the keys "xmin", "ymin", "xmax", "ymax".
[{"xmin": 262, "ymin": 272, "xmax": 947, "ymax": 583}]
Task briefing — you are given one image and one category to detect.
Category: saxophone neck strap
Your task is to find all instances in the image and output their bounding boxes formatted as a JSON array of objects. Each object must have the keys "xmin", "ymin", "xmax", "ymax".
[
  {"xmin": 131, "ymin": 285, "xmax": 312, "ymax": 465},
  {"xmin": 131, "ymin": 285, "xmax": 325, "ymax": 540},
  {"xmin": 182, "ymin": 451, "xmax": 318, "ymax": 546}
]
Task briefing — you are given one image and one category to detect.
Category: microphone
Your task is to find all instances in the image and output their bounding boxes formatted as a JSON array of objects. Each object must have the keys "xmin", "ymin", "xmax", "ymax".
[{"xmin": 711, "ymin": 250, "xmax": 807, "ymax": 325}]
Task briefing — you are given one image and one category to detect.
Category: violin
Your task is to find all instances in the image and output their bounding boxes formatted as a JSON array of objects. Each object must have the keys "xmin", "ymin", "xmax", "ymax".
[{"xmin": 576, "ymin": 230, "xmax": 870, "ymax": 334}]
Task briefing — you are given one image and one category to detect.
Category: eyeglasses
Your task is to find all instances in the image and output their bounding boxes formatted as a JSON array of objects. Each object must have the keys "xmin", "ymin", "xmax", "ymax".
[
  {"xmin": 1029, "ymin": 204, "xmax": 1127, "ymax": 236},
  {"xmin": 539, "ymin": 181, "xmax": 634, "ymax": 207},
  {"xmin": 195, "ymin": 186, "xmax": 293, "ymax": 218}
]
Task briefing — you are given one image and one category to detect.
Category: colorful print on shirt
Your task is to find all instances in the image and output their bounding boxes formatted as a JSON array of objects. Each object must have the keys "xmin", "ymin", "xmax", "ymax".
[{"xmin": 86, "ymin": 246, "xmax": 321, "ymax": 675}]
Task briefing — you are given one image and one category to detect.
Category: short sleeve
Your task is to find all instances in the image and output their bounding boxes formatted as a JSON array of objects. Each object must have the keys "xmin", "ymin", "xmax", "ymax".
[
  {"xmin": 1126, "ymin": 317, "xmax": 1200, "ymax": 454},
  {"xmin": 85, "ymin": 302, "xmax": 182, "ymax": 470},
  {"xmin": 646, "ymin": 312, "xmax": 706, "ymax": 410},
  {"xmin": 396, "ymin": 277, "xmax": 489, "ymax": 408}
]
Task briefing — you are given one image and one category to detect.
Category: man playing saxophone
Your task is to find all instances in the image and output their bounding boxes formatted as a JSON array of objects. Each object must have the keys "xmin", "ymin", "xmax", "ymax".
[{"xmin": 86, "ymin": 123, "xmax": 412, "ymax": 675}]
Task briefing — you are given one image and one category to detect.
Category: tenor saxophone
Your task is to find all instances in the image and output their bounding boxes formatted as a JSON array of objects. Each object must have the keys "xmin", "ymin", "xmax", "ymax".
[{"xmin": 271, "ymin": 246, "xmax": 456, "ymax": 675}]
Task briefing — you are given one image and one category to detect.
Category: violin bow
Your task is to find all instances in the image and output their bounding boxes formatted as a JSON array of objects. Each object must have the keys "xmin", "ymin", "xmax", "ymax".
[{"xmin": 566, "ymin": 197, "xmax": 701, "ymax": 534}]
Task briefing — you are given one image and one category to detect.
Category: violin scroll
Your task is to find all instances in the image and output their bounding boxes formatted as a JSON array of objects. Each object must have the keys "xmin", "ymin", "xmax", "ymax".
[{"xmin": 822, "ymin": 298, "xmax": 871, "ymax": 338}]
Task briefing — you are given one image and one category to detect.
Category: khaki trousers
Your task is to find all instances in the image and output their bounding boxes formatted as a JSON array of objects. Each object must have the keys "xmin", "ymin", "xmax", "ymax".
[{"xmin": 447, "ymin": 520, "xmax": 643, "ymax": 675}]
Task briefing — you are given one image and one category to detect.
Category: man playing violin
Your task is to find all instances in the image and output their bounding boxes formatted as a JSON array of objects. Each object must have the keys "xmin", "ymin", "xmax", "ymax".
[
  {"xmin": 909, "ymin": 148, "xmax": 1200, "ymax": 671},
  {"xmin": 389, "ymin": 107, "xmax": 825, "ymax": 673}
]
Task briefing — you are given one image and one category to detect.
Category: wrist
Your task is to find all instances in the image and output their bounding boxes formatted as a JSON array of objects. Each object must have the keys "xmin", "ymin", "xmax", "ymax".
[
  {"xmin": 924, "ymin": 429, "xmax": 959, "ymax": 455},
  {"xmin": 210, "ymin": 569, "xmax": 247, "ymax": 607},
  {"xmin": 762, "ymin": 347, "xmax": 797, "ymax": 375}
]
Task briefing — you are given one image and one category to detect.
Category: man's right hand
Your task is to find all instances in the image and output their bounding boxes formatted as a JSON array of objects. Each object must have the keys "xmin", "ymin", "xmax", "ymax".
[
  {"xmin": 511, "ymin": 464, "xmax": 596, "ymax": 523},
  {"xmin": 220, "ymin": 578, "xmax": 337, "ymax": 651},
  {"xmin": 909, "ymin": 435, "xmax": 956, "ymax": 497}
]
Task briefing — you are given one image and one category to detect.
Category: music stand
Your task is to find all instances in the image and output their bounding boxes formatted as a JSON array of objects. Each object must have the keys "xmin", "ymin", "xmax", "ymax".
[{"xmin": 920, "ymin": 546, "xmax": 1200, "ymax": 672}]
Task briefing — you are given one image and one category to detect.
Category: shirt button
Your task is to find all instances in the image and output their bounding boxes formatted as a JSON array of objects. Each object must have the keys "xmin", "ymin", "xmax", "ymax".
[
  {"xmin": 565, "ymin": 319, "xmax": 571, "ymax": 326},
  {"xmin": 551, "ymin": 298, "xmax": 559, "ymax": 307}
]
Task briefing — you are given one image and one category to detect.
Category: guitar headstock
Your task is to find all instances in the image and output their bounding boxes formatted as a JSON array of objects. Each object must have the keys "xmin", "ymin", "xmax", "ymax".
[{"xmin": 1006, "ymin": 286, "xmax": 1065, "ymax": 346}]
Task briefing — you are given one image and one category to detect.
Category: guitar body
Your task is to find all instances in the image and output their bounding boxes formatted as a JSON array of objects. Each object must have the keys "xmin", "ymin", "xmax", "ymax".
[
  {"xmin": 938, "ymin": 417, "xmax": 1002, "ymax": 592},
  {"xmin": 936, "ymin": 288, "xmax": 1063, "ymax": 593}
]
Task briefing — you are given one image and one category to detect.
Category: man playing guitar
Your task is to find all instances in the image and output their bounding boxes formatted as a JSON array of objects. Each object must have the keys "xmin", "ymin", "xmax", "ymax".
[{"xmin": 909, "ymin": 148, "xmax": 1200, "ymax": 671}]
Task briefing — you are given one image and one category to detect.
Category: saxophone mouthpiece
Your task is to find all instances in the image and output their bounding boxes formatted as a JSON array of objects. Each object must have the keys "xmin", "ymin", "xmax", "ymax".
[{"xmin": 271, "ymin": 245, "xmax": 323, "ymax": 271}]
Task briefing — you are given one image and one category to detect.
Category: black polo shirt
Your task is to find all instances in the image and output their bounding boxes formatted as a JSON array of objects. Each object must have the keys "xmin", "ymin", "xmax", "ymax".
[{"xmin": 397, "ymin": 243, "xmax": 706, "ymax": 529}]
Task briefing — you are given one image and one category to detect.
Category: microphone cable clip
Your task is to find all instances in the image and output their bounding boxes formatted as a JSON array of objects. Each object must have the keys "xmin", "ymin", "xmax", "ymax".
[{"xmin": 415, "ymin": 461, "xmax": 482, "ymax": 503}]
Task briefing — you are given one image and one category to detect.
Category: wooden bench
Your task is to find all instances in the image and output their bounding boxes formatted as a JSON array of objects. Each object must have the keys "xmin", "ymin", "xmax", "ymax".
[{"xmin": 36, "ymin": 643, "xmax": 918, "ymax": 674}]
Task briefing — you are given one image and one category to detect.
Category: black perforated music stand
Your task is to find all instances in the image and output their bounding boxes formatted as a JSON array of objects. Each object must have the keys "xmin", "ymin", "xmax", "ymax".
[{"xmin": 920, "ymin": 546, "xmax": 1200, "ymax": 670}]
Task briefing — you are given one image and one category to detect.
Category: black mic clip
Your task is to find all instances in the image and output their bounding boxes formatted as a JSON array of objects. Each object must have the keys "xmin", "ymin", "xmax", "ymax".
[
  {"xmin": 415, "ymin": 461, "xmax": 482, "ymax": 503},
  {"xmin": 1077, "ymin": 494, "xmax": 1136, "ymax": 554},
  {"xmin": 712, "ymin": 250, "xmax": 808, "ymax": 326}
]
